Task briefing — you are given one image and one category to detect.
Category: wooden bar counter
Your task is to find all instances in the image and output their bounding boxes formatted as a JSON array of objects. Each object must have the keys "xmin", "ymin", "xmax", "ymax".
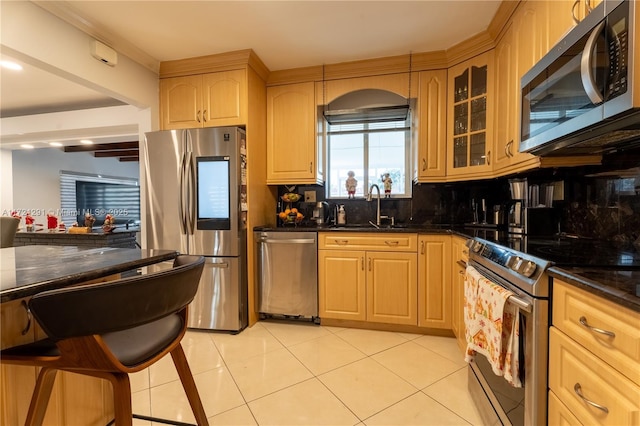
[{"xmin": 0, "ymin": 245, "xmax": 178, "ymax": 425}]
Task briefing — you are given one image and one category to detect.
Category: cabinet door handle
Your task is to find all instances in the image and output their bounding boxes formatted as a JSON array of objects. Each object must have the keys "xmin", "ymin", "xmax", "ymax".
[
  {"xmin": 361, "ymin": 257, "xmax": 364, "ymax": 271},
  {"xmin": 368, "ymin": 258, "xmax": 372, "ymax": 271},
  {"xmin": 486, "ymin": 150, "xmax": 491, "ymax": 165},
  {"xmin": 508, "ymin": 140, "xmax": 514, "ymax": 157},
  {"xmin": 203, "ymin": 109, "xmax": 207, "ymax": 122},
  {"xmin": 579, "ymin": 316, "xmax": 615, "ymax": 338},
  {"xmin": 334, "ymin": 239, "xmax": 349, "ymax": 245},
  {"xmin": 196, "ymin": 110, "xmax": 201, "ymax": 123},
  {"xmin": 574, "ymin": 383, "xmax": 609, "ymax": 413},
  {"xmin": 21, "ymin": 300, "xmax": 32, "ymax": 336},
  {"xmin": 384, "ymin": 240, "xmax": 399, "ymax": 246},
  {"xmin": 420, "ymin": 240, "xmax": 425, "ymax": 255},
  {"xmin": 504, "ymin": 143, "xmax": 510, "ymax": 158},
  {"xmin": 309, "ymin": 162, "xmax": 313, "ymax": 173},
  {"xmin": 572, "ymin": 0, "xmax": 580, "ymax": 24},
  {"xmin": 422, "ymin": 158, "xmax": 427, "ymax": 171}
]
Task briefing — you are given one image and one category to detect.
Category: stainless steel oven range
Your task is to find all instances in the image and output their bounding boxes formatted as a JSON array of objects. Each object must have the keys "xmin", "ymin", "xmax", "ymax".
[{"xmin": 465, "ymin": 237, "xmax": 552, "ymax": 426}]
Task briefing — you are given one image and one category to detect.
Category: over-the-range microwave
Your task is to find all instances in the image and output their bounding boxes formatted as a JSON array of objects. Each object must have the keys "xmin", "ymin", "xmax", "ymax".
[{"xmin": 520, "ymin": 0, "xmax": 640, "ymax": 156}]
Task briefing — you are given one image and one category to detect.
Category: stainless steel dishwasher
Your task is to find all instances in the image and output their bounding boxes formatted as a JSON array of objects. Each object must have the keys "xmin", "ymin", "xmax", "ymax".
[{"xmin": 255, "ymin": 231, "xmax": 319, "ymax": 323}]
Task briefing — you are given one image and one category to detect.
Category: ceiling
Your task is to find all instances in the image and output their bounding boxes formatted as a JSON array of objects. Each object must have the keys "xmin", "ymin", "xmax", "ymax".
[{"xmin": 0, "ymin": 1, "xmax": 501, "ymax": 154}]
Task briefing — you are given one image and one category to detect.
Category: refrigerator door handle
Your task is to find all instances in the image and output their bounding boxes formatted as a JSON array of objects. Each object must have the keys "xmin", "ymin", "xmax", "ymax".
[
  {"xmin": 178, "ymin": 151, "xmax": 187, "ymax": 234},
  {"xmin": 209, "ymin": 262, "xmax": 229, "ymax": 268},
  {"xmin": 187, "ymin": 151, "xmax": 196, "ymax": 235}
]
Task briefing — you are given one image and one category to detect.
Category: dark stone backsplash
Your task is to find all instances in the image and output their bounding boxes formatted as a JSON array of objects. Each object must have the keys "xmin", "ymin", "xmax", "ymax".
[{"xmin": 278, "ymin": 151, "xmax": 640, "ymax": 244}]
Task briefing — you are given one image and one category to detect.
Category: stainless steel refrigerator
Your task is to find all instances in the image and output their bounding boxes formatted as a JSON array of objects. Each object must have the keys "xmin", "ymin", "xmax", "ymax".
[{"xmin": 141, "ymin": 127, "xmax": 248, "ymax": 332}]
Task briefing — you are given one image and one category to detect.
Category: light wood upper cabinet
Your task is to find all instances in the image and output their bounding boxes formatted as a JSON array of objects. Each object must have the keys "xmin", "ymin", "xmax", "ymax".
[
  {"xmin": 160, "ymin": 69, "xmax": 246, "ymax": 130},
  {"xmin": 493, "ymin": 20, "xmax": 516, "ymax": 172},
  {"xmin": 417, "ymin": 235, "xmax": 452, "ymax": 329},
  {"xmin": 446, "ymin": 52, "xmax": 494, "ymax": 179},
  {"xmin": 202, "ymin": 70, "xmax": 247, "ymax": 126},
  {"xmin": 266, "ymin": 82, "xmax": 320, "ymax": 185},
  {"xmin": 415, "ymin": 70, "xmax": 447, "ymax": 182}
]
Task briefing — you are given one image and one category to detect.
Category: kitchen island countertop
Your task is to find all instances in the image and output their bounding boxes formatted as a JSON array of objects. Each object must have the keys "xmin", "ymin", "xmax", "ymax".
[{"xmin": 0, "ymin": 245, "xmax": 178, "ymax": 303}]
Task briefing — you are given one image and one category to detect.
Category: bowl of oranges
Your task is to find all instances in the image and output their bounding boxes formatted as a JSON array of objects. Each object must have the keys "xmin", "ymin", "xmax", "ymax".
[{"xmin": 278, "ymin": 207, "xmax": 304, "ymax": 225}]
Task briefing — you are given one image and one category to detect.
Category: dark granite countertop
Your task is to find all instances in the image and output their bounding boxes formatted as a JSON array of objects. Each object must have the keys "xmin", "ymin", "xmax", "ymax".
[
  {"xmin": 0, "ymin": 245, "xmax": 177, "ymax": 303},
  {"xmin": 254, "ymin": 224, "xmax": 455, "ymax": 234},
  {"xmin": 549, "ymin": 267, "xmax": 640, "ymax": 312}
]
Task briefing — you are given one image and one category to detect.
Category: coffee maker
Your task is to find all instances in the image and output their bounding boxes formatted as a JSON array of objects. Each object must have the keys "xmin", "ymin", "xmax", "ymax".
[
  {"xmin": 508, "ymin": 178, "xmax": 558, "ymax": 236},
  {"xmin": 508, "ymin": 178, "xmax": 528, "ymax": 235},
  {"xmin": 312, "ymin": 201, "xmax": 330, "ymax": 226}
]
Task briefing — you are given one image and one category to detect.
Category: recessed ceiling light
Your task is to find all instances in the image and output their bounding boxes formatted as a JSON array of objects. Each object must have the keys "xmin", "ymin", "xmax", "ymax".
[
  {"xmin": 49, "ymin": 142, "xmax": 63, "ymax": 147},
  {"xmin": 0, "ymin": 60, "xmax": 23, "ymax": 71},
  {"xmin": 80, "ymin": 139, "xmax": 94, "ymax": 145},
  {"xmin": 20, "ymin": 144, "xmax": 34, "ymax": 149}
]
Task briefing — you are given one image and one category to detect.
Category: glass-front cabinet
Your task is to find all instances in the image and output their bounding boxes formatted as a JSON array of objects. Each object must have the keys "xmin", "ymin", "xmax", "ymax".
[{"xmin": 447, "ymin": 52, "xmax": 494, "ymax": 178}]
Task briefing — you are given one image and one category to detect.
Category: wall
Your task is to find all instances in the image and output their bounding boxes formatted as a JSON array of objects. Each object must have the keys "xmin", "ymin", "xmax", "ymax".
[
  {"xmin": 9, "ymin": 149, "xmax": 139, "ymax": 225},
  {"xmin": 0, "ymin": 150, "xmax": 13, "ymax": 215}
]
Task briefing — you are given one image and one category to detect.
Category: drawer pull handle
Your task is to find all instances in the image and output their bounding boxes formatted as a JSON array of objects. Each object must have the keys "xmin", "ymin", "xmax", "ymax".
[
  {"xmin": 361, "ymin": 257, "xmax": 364, "ymax": 271},
  {"xmin": 579, "ymin": 316, "xmax": 615, "ymax": 338},
  {"xmin": 384, "ymin": 240, "xmax": 399, "ymax": 246},
  {"xmin": 334, "ymin": 239, "xmax": 349, "ymax": 245},
  {"xmin": 21, "ymin": 300, "xmax": 32, "ymax": 336},
  {"xmin": 574, "ymin": 383, "xmax": 609, "ymax": 414}
]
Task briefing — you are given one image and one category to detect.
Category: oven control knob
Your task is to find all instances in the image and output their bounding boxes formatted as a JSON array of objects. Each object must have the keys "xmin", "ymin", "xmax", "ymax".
[
  {"xmin": 520, "ymin": 261, "xmax": 537, "ymax": 278},
  {"xmin": 507, "ymin": 256, "xmax": 522, "ymax": 271},
  {"xmin": 470, "ymin": 241, "xmax": 484, "ymax": 253}
]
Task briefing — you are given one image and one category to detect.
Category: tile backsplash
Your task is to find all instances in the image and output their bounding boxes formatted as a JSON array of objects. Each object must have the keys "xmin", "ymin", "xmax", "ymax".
[{"xmin": 278, "ymin": 151, "xmax": 640, "ymax": 244}]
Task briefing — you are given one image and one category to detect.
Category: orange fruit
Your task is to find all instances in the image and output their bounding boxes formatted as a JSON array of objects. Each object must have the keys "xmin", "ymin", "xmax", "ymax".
[
  {"xmin": 279, "ymin": 212, "xmax": 287, "ymax": 219},
  {"xmin": 291, "ymin": 208, "xmax": 298, "ymax": 214},
  {"xmin": 284, "ymin": 208, "xmax": 291, "ymax": 215}
]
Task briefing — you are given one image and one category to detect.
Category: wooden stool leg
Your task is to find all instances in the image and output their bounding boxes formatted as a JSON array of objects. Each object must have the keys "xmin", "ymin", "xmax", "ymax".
[
  {"xmin": 170, "ymin": 344, "xmax": 209, "ymax": 426},
  {"xmin": 104, "ymin": 373, "xmax": 133, "ymax": 426},
  {"xmin": 25, "ymin": 368, "xmax": 58, "ymax": 426}
]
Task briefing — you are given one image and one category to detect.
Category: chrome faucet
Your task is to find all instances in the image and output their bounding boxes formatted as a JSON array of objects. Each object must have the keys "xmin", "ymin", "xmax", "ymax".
[{"xmin": 367, "ymin": 184, "xmax": 381, "ymax": 226}]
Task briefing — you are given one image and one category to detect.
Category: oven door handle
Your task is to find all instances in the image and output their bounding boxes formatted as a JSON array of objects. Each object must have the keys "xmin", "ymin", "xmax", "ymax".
[{"xmin": 507, "ymin": 295, "xmax": 532, "ymax": 313}]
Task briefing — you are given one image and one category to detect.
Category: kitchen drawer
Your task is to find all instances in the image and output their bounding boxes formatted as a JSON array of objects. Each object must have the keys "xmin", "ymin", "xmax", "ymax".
[
  {"xmin": 318, "ymin": 232, "xmax": 417, "ymax": 252},
  {"xmin": 553, "ymin": 279, "xmax": 640, "ymax": 386},
  {"xmin": 549, "ymin": 390, "xmax": 582, "ymax": 426},
  {"xmin": 549, "ymin": 327, "xmax": 640, "ymax": 426}
]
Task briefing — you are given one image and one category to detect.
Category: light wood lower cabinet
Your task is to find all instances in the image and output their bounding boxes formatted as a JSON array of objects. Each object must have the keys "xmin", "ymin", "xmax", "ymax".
[
  {"xmin": 417, "ymin": 235, "xmax": 451, "ymax": 329},
  {"xmin": 450, "ymin": 235, "xmax": 468, "ymax": 352},
  {"xmin": 549, "ymin": 280, "xmax": 640, "ymax": 425},
  {"xmin": 318, "ymin": 233, "xmax": 417, "ymax": 325}
]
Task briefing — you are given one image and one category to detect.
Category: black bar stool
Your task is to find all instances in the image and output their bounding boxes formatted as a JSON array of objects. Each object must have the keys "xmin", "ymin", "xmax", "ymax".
[{"xmin": 1, "ymin": 254, "xmax": 210, "ymax": 426}]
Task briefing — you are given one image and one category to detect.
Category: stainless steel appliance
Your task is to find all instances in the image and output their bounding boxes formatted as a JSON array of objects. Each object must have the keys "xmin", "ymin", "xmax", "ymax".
[
  {"xmin": 312, "ymin": 201, "xmax": 330, "ymax": 226},
  {"xmin": 464, "ymin": 234, "xmax": 640, "ymax": 425},
  {"xmin": 520, "ymin": 0, "xmax": 640, "ymax": 156},
  {"xmin": 142, "ymin": 127, "xmax": 248, "ymax": 332},
  {"xmin": 465, "ymin": 238, "xmax": 551, "ymax": 426},
  {"xmin": 508, "ymin": 179, "xmax": 558, "ymax": 236},
  {"xmin": 255, "ymin": 231, "xmax": 319, "ymax": 322}
]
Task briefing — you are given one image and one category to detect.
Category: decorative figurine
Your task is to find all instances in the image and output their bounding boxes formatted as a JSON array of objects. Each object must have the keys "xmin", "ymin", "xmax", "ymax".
[
  {"xmin": 46, "ymin": 211, "xmax": 58, "ymax": 232},
  {"xmin": 345, "ymin": 171, "xmax": 358, "ymax": 199},
  {"xmin": 382, "ymin": 172, "xmax": 393, "ymax": 198},
  {"xmin": 25, "ymin": 212, "xmax": 34, "ymax": 232},
  {"xmin": 84, "ymin": 212, "xmax": 96, "ymax": 228},
  {"xmin": 102, "ymin": 214, "xmax": 116, "ymax": 233}
]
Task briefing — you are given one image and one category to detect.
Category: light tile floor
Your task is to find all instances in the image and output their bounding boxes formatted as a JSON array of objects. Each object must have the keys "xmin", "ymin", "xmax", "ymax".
[{"xmin": 131, "ymin": 321, "xmax": 496, "ymax": 425}]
